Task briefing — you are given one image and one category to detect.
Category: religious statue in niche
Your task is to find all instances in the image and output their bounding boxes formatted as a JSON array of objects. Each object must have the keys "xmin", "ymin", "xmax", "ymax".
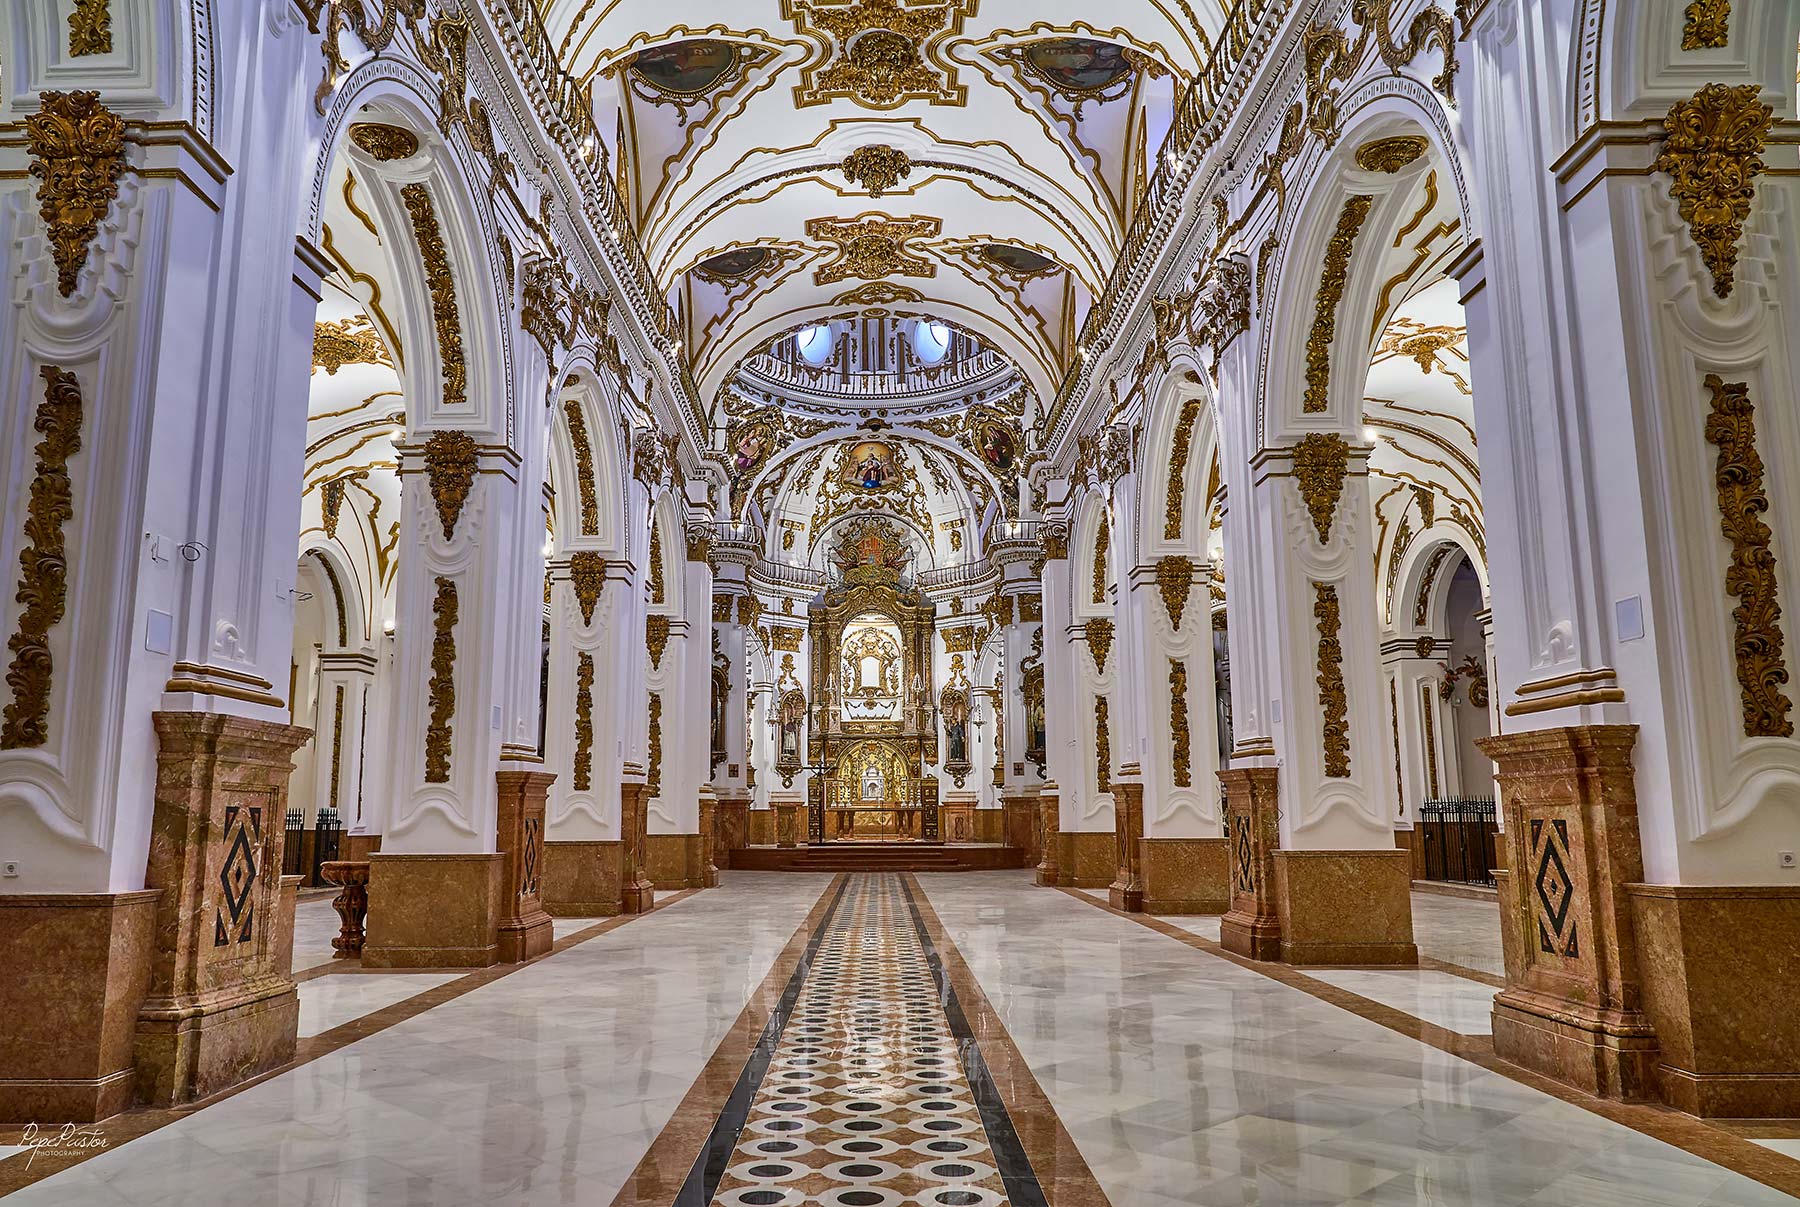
[
  {"xmin": 977, "ymin": 421, "xmax": 1016, "ymax": 471},
  {"xmin": 941, "ymin": 687, "xmax": 972, "ymax": 785},
  {"xmin": 777, "ymin": 688, "xmax": 807, "ymax": 780},
  {"xmin": 843, "ymin": 438, "xmax": 901, "ymax": 491}
]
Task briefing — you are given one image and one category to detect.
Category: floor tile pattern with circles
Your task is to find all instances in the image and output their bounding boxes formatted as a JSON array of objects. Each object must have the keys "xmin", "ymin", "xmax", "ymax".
[{"xmin": 712, "ymin": 874, "xmax": 1014, "ymax": 1207}]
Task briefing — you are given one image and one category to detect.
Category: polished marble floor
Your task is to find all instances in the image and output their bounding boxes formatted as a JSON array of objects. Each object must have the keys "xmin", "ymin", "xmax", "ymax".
[{"xmin": 4, "ymin": 870, "xmax": 1794, "ymax": 1206}]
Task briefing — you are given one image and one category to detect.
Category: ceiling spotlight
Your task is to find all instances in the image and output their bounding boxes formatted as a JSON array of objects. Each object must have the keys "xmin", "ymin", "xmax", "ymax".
[{"xmin": 1363, "ymin": 426, "xmax": 1379, "ymax": 442}]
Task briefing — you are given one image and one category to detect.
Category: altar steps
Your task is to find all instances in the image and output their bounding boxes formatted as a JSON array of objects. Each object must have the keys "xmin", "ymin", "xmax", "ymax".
[{"xmin": 726, "ymin": 843, "xmax": 1028, "ymax": 873}]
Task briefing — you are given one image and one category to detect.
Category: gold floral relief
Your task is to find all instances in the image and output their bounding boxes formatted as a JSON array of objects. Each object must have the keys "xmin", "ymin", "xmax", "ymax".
[
  {"xmin": 1293, "ymin": 433, "xmax": 1350, "ymax": 545},
  {"xmin": 1095, "ymin": 695, "xmax": 1112, "ymax": 793},
  {"xmin": 841, "ymin": 144, "xmax": 913, "ymax": 198},
  {"xmin": 1303, "ymin": 195, "xmax": 1374, "ymax": 413},
  {"xmin": 313, "ymin": 316, "xmax": 391, "ymax": 375},
  {"xmin": 399, "ymin": 182, "xmax": 468, "ymax": 409},
  {"xmin": 1092, "ymin": 522, "xmax": 1110, "ymax": 604},
  {"xmin": 424, "ymin": 576, "xmax": 458, "ymax": 783},
  {"xmin": 1170, "ymin": 660, "xmax": 1192, "ymax": 788},
  {"xmin": 806, "ymin": 214, "xmax": 942, "ymax": 284},
  {"xmin": 2, "ymin": 368, "xmax": 84, "ymax": 749},
  {"xmin": 1653, "ymin": 83, "xmax": 1773, "ymax": 299},
  {"xmin": 1313, "ymin": 582, "xmax": 1351, "ymax": 778},
  {"xmin": 1086, "ymin": 618, "xmax": 1114, "ymax": 676},
  {"xmin": 649, "ymin": 524, "xmax": 666, "ymax": 604},
  {"xmin": 570, "ymin": 551, "xmax": 605, "ymax": 626},
  {"xmin": 25, "ymin": 90, "xmax": 127, "ymax": 298},
  {"xmin": 789, "ymin": 0, "xmax": 974, "ymax": 109},
  {"xmin": 647, "ymin": 692, "xmax": 663, "ymax": 798},
  {"xmin": 348, "ymin": 122, "xmax": 419, "ymax": 161},
  {"xmin": 574, "ymin": 652, "xmax": 595, "ymax": 792},
  {"xmin": 423, "ymin": 430, "xmax": 477, "ymax": 542},
  {"xmin": 1164, "ymin": 400, "xmax": 1202, "ymax": 542},
  {"xmin": 1157, "ymin": 556, "xmax": 1194, "ymax": 630},
  {"xmin": 68, "ymin": 0, "xmax": 112, "ymax": 56},
  {"xmin": 562, "ymin": 400, "xmax": 600, "ymax": 535},
  {"xmin": 1701, "ymin": 374, "xmax": 1793, "ymax": 737},
  {"xmin": 1681, "ymin": 0, "xmax": 1730, "ymax": 50},
  {"xmin": 646, "ymin": 614, "xmax": 672, "ymax": 670}
]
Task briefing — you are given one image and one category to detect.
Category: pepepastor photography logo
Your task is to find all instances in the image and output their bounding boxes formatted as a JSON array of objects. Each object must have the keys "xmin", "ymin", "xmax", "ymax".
[{"xmin": 15, "ymin": 1122, "xmax": 109, "ymax": 1169}]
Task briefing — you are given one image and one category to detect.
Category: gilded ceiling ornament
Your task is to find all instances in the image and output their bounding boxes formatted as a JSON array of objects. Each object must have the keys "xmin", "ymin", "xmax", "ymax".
[
  {"xmin": 789, "ymin": 0, "xmax": 974, "ymax": 109},
  {"xmin": 1382, "ymin": 326, "xmax": 1461, "ymax": 374},
  {"xmin": 422, "ymin": 430, "xmax": 477, "ymax": 541},
  {"xmin": 1303, "ymin": 195, "xmax": 1374, "ymax": 413},
  {"xmin": 1170, "ymin": 660, "xmax": 1192, "ymax": 788},
  {"xmin": 573, "ymin": 652, "xmax": 595, "ymax": 792},
  {"xmin": 647, "ymin": 693, "xmax": 663, "ymax": 798},
  {"xmin": 399, "ymin": 183, "xmax": 468, "ymax": 410},
  {"xmin": 520, "ymin": 258, "xmax": 570, "ymax": 363},
  {"xmin": 561, "ymin": 401, "xmax": 600, "ymax": 535},
  {"xmin": 424, "ymin": 576, "xmax": 458, "ymax": 783},
  {"xmin": 833, "ymin": 281, "xmax": 925, "ymax": 306},
  {"xmin": 1702, "ymin": 375, "xmax": 1793, "ymax": 737},
  {"xmin": 1681, "ymin": 0, "xmax": 1729, "ymax": 50},
  {"xmin": 1, "ymin": 368, "xmax": 83, "ymax": 749},
  {"xmin": 347, "ymin": 122, "xmax": 420, "ymax": 161},
  {"xmin": 1293, "ymin": 432, "xmax": 1350, "ymax": 545},
  {"xmin": 570, "ymin": 551, "xmax": 605, "ymax": 626},
  {"xmin": 1355, "ymin": 135, "xmax": 1429, "ymax": 174},
  {"xmin": 646, "ymin": 614, "xmax": 672, "ymax": 670},
  {"xmin": 806, "ymin": 214, "xmax": 941, "ymax": 284},
  {"xmin": 1157, "ymin": 557, "xmax": 1194, "ymax": 630},
  {"xmin": 312, "ymin": 316, "xmax": 391, "ymax": 374},
  {"xmin": 1412, "ymin": 544, "xmax": 1453, "ymax": 626},
  {"xmin": 1653, "ymin": 82, "xmax": 1773, "ymax": 299},
  {"xmin": 1086, "ymin": 618, "xmax": 1114, "ymax": 675},
  {"xmin": 841, "ymin": 144, "xmax": 913, "ymax": 198},
  {"xmin": 1364, "ymin": 0, "xmax": 1458, "ymax": 103},
  {"xmin": 632, "ymin": 428, "xmax": 669, "ymax": 487},
  {"xmin": 1313, "ymin": 582, "xmax": 1351, "ymax": 778},
  {"xmin": 1094, "ymin": 695, "xmax": 1112, "ymax": 792},
  {"xmin": 1164, "ymin": 400, "xmax": 1203, "ymax": 542},
  {"xmin": 321, "ymin": 477, "xmax": 347, "ymax": 540},
  {"xmin": 1198, "ymin": 257, "xmax": 1252, "ymax": 357},
  {"xmin": 68, "ymin": 0, "xmax": 111, "ymax": 55},
  {"xmin": 25, "ymin": 90, "xmax": 127, "ymax": 298}
]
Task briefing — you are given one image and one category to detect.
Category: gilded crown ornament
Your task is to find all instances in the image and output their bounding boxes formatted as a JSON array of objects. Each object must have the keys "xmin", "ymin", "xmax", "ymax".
[{"xmin": 26, "ymin": 90, "xmax": 127, "ymax": 298}]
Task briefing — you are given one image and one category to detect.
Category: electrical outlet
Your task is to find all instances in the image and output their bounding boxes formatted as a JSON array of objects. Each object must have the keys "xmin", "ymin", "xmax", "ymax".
[
  {"xmin": 1781, "ymin": 851, "xmax": 1796, "ymax": 869},
  {"xmin": 1, "ymin": 861, "xmax": 19, "ymax": 878}
]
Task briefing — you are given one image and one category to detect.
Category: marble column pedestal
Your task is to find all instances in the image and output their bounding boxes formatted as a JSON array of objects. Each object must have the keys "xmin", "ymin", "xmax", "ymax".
[
  {"xmin": 714, "ymin": 794, "xmax": 749, "ymax": 868},
  {"xmin": 646, "ymin": 832, "xmax": 705, "ymax": 889},
  {"xmin": 495, "ymin": 770, "xmax": 555, "ymax": 963},
  {"xmin": 134, "ymin": 712, "xmax": 311, "ymax": 1108},
  {"xmin": 1003, "ymin": 792, "xmax": 1041, "ymax": 863},
  {"xmin": 774, "ymin": 800, "xmax": 802, "ymax": 849},
  {"xmin": 1035, "ymin": 785, "xmax": 1060, "ymax": 886},
  {"xmin": 1108, "ymin": 781, "xmax": 1145, "ymax": 912},
  {"xmin": 1140, "ymin": 836, "xmax": 1230, "ymax": 914},
  {"xmin": 1272, "ymin": 849, "xmax": 1418, "ymax": 965},
  {"xmin": 362, "ymin": 853, "xmax": 502, "ymax": 968},
  {"xmin": 540, "ymin": 840, "xmax": 623, "ymax": 916},
  {"xmin": 620, "ymin": 782, "xmax": 654, "ymax": 914},
  {"xmin": 1219, "ymin": 767, "xmax": 1282, "ymax": 960}
]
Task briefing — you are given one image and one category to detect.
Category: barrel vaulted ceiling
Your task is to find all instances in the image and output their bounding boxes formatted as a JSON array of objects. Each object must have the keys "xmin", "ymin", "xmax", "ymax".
[{"xmin": 536, "ymin": 1, "xmax": 1225, "ymax": 415}]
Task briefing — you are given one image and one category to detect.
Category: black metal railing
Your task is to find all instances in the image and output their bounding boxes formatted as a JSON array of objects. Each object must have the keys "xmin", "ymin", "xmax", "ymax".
[
  {"xmin": 281, "ymin": 806, "xmax": 343, "ymax": 885},
  {"xmin": 282, "ymin": 807, "xmax": 306, "ymax": 878},
  {"xmin": 1417, "ymin": 797, "xmax": 1498, "ymax": 887},
  {"xmin": 311, "ymin": 807, "xmax": 342, "ymax": 885}
]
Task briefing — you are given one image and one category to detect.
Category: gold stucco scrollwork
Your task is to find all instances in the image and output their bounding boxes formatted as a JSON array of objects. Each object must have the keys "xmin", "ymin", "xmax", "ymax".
[
  {"xmin": 1293, "ymin": 433, "xmax": 1350, "ymax": 545},
  {"xmin": 649, "ymin": 525, "xmax": 666, "ymax": 604},
  {"xmin": 570, "ymin": 551, "xmax": 605, "ymax": 626},
  {"xmin": 790, "ymin": 0, "xmax": 973, "ymax": 109},
  {"xmin": 841, "ymin": 145, "xmax": 913, "ymax": 198},
  {"xmin": 647, "ymin": 693, "xmax": 663, "ymax": 798},
  {"xmin": 1040, "ymin": 523, "xmax": 1069, "ymax": 561},
  {"xmin": 423, "ymin": 430, "xmax": 477, "ymax": 541},
  {"xmin": 1355, "ymin": 135, "xmax": 1428, "ymax": 174},
  {"xmin": 1170, "ymin": 660, "xmax": 1192, "ymax": 788},
  {"xmin": 1682, "ymin": 0, "xmax": 1730, "ymax": 49},
  {"xmin": 1314, "ymin": 582, "xmax": 1351, "ymax": 778},
  {"xmin": 562, "ymin": 400, "xmax": 600, "ymax": 535},
  {"xmin": 399, "ymin": 182, "xmax": 468, "ymax": 409},
  {"xmin": 68, "ymin": 0, "xmax": 111, "ymax": 55},
  {"xmin": 1091, "ymin": 522, "xmax": 1110, "ymax": 604},
  {"xmin": 1095, "ymin": 695, "xmax": 1111, "ymax": 793},
  {"xmin": 1157, "ymin": 557, "xmax": 1194, "ymax": 631},
  {"xmin": 1164, "ymin": 400, "xmax": 1203, "ymax": 541},
  {"xmin": 424, "ymin": 576, "xmax": 458, "ymax": 783},
  {"xmin": 1086, "ymin": 618, "xmax": 1114, "ymax": 676},
  {"xmin": 574, "ymin": 652, "xmax": 595, "ymax": 792},
  {"xmin": 1702, "ymin": 375, "xmax": 1793, "ymax": 737},
  {"xmin": 348, "ymin": 122, "xmax": 419, "ymax": 161},
  {"xmin": 1303, "ymin": 195, "xmax": 1374, "ymax": 413},
  {"xmin": 2, "ymin": 368, "xmax": 84, "ymax": 749},
  {"xmin": 25, "ymin": 90, "xmax": 127, "ymax": 298},
  {"xmin": 646, "ymin": 614, "xmax": 672, "ymax": 670},
  {"xmin": 1653, "ymin": 83, "xmax": 1774, "ymax": 300},
  {"xmin": 806, "ymin": 214, "xmax": 941, "ymax": 284}
]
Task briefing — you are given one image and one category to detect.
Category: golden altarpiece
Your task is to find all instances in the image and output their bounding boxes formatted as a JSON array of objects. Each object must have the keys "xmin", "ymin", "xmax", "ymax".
[{"xmin": 803, "ymin": 518, "xmax": 940, "ymax": 842}]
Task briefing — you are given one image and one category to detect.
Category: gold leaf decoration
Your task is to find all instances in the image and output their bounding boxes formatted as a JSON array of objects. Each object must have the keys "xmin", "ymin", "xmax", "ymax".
[
  {"xmin": 1314, "ymin": 582, "xmax": 1351, "ymax": 778},
  {"xmin": 1681, "ymin": 0, "xmax": 1730, "ymax": 49},
  {"xmin": 1164, "ymin": 400, "xmax": 1203, "ymax": 541},
  {"xmin": 841, "ymin": 144, "xmax": 913, "ymax": 197},
  {"xmin": 1293, "ymin": 433, "xmax": 1350, "ymax": 544},
  {"xmin": 1086, "ymin": 618, "xmax": 1114, "ymax": 675},
  {"xmin": 312, "ymin": 316, "xmax": 390, "ymax": 374},
  {"xmin": 25, "ymin": 90, "xmax": 127, "ymax": 298},
  {"xmin": 321, "ymin": 478, "xmax": 346, "ymax": 540},
  {"xmin": 348, "ymin": 122, "xmax": 420, "ymax": 161},
  {"xmin": 1095, "ymin": 695, "xmax": 1111, "ymax": 793},
  {"xmin": 68, "ymin": 0, "xmax": 111, "ymax": 55},
  {"xmin": 791, "ymin": 0, "xmax": 973, "ymax": 109},
  {"xmin": 423, "ymin": 429, "xmax": 477, "ymax": 541},
  {"xmin": 399, "ymin": 182, "xmax": 468, "ymax": 408},
  {"xmin": 1170, "ymin": 660, "xmax": 1192, "ymax": 788},
  {"xmin": 1157, "ymin": 557, "xmax": 1195, "ymax": 630},
  {"xmin": 424, "ymin": 576, "xmax": 458, "ymax": 783},
  {"xmin": 1702, "ymin": 374, "xmax": 1793, "ymax": 737},
  {"xmin": 806, "ymin": 214, "xmax": 941, "ymax": 284},
  {"xmin": 1303, "ymin": 194, "xmax": 1374, "ymax": 412},
  {"xmin": 574, "ymin": 651, "xmax": 595, "ymax": 792},
  {"xmin": 1354, "ymin": 135, "xmax": 1428, "ymax": 174},
  {"xmin": 1092, "ymin": 522, "xmax": 1110, "ymax": 604},
  {"xmin": 1041, "ymin": 524, "xmax": 1069, "ymax": 561},
  {"xmin": 570, "ymin": 551, "xmax": 605, "ymax": 626},
  {"xmin": 649, "ymin": 524, "xmax": 665, "ymax": 603},
  {"xmin": 2, "ymin": 368, "xmax": 84, "ymax": 748},
  {"xmin": 1653, "ymin": 83, "xmax": 1773, "ymax": 299},
  {"xmin": 646, "ymin": 614, "xmax": 672, "ymax": 670},
  {"xmin": 647, "ymin": 693, "xmax": 663, "ymax": 798},
  {"xmin": 562, "ymin": 400, "xmax": 600, "ymax": 535}
]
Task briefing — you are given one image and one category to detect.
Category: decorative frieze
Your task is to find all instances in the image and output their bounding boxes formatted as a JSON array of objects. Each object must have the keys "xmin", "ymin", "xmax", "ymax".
[
  {"xmin": 1303, "ymin": 195, "xmax": 1374, "ymax": 413},
  {"xmin": 1701, "ymin": 375, "xmax": 1793, "ymax": 737},
  {"xmin": 1293, "ymin": 432, "xmax": 1350, "ymax": 545},
  {"xmin": 1653, "ymin": 83, "xmax": 1774, "ymax": 299},
  {"xmin": 399, "ymin": 183, "xmax": 468, "ymax": 409},
  {"xmin": 1170, "ymin": 660, "xmax": 1192, "ymax": 788},
  {"xmin": 573, "ymin": 652, "xmax": 595, "ymax": 792},
  {"xmin": 26, "ymin": 90, "xmax": 127, "ymax": 297},
  {"xmin": 424, "ymin": 576, "xmax": 458, "ymax": 783},
  {"xmin": 2, "ymin": 367, "xmax": 84, "ymax": 749},
  {"xmin": 423, "ymin": 430, "xmax": 477, "ymax": 541},
  {"xmin": 1313, "ymin": 582, "xmax": 1351, "ymax": 778}
]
